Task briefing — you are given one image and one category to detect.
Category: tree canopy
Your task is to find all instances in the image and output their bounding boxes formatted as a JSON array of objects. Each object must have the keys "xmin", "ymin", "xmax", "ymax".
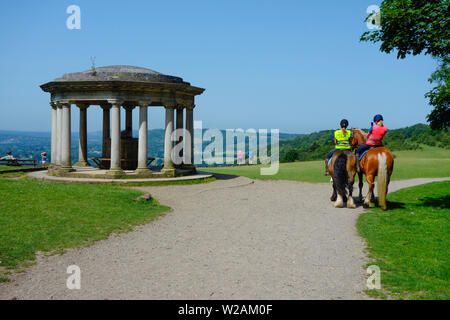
[{"xmin": 361, "ymin": 0, "xmax": 449, "ymax": 130}]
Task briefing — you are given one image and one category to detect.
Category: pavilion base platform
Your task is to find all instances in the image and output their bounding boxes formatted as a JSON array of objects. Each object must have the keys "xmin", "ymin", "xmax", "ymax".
[
  {"xmin": 48, "ymin": 166, "xmax": 75, "ymax": 176},
  {"xmin": 73, "ymin": 161, "xmax": 90, "ymax": 167},
  {"xmin": 46, "ymin": 166, "xmax": 198, "ymax": 180},
  {"xmin": 30, "ymin": 167, "xmax": 212, "ymax": 184}
]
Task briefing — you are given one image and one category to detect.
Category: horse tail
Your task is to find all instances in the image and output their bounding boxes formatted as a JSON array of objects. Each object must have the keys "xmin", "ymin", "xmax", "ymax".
[
  {"xmin": 333, "ymin": 152, "xmax": 348, "ymax": 198},
  {"xmin": 377, "ymin": 152, "xmax": 388, "ymax": 210}
]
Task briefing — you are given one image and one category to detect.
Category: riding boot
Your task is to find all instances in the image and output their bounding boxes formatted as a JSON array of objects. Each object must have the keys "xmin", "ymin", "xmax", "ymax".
[{"xmin": 324, "ymin": 159, "xmax": 329, "ymax": 176}]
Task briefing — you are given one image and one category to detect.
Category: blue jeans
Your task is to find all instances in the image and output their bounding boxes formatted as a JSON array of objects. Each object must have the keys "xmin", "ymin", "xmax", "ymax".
[
  {"xmin": 356, "ymin": 143, "xmax": 383, "ymax": 158},
  {"xmin": 325, "ymin": 149, "xmax": 338, "ymax": 160},
  {"xmin": 326, "ymin": 148, "xmax": 351, "ymax": 160},
  {"xmin": 356, "ymin": 144, "xmax": 371, "ymax": 156}
]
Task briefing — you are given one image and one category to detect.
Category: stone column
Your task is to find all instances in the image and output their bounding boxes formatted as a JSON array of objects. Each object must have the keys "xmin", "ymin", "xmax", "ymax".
[
  {"xmin": 56, "ymin": 104, "xmax": 63, "ymax": 166},
  {"xmin": 162, "ymin": 105, "xmax": 175, "ymax": 176},
  {"xmin": 107, "ymin": 101, "xmax": 124, "ymax": 177},
  {"xmin": 50, "ymin": 103, "xmax": 57, "ymax": 165},
  {"xmin": 75, "ymin": 104, "xmax": 89, "ymax": 167},
  {"xmin": 184, "ymin": 105, "xmax": 195, "ymax": 168},
  {"xmin": 101, "ymin": 105, "xmax": 111, "ymax": 158},
  {"xmin": 136, "ymin": 103, "xmax": 151, "ymax": 175},
  {"xmin": 60, "ymin": 102, "xmax": 73, "ymax": 171},
  {"xmin": 175, "ymin": 106, "xmax": 184, "ymax": 166}
]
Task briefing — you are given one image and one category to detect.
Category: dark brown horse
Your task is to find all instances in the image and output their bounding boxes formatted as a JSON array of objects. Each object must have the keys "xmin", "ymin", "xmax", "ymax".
[
  {"xmin": 351, "ymin": 128, "xmax": 394, "ymax": 210},
  {"xmin": 328, "ymin": 150, "xmax": 357, "ymax": 208}
]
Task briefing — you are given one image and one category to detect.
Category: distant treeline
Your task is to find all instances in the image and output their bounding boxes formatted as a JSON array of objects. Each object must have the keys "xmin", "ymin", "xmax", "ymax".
[{"xmin": 280, "ymin": 124, "xmax": 450, "ymax": 163}]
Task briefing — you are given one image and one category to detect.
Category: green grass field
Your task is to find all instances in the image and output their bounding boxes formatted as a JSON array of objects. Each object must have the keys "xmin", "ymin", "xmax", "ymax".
[
  {"xmin": 0, "ymin": 165, "xmax": 38, "ymax": 171},
  {"xmin": 0, "ymin": 178, "xmax": 170, "ymax": 274},
  {"xmin": 358, "ymin": 181, "xmax": 450, "ymax": 300},
  {"xmin": 203, "ymin": 146, "xmax": 450, "ymax": 183},
  {"xmin": 0, "ymin": 165, "xmax": 24, "ymax": 171}
]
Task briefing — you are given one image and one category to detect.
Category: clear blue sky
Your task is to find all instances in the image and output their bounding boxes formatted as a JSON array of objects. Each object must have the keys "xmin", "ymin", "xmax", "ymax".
[{"xmin": 0, "ymin": 0, "xmax": 438, "ymax": 133}]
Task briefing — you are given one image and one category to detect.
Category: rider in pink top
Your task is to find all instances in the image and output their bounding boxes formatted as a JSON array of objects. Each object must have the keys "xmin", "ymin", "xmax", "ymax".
[
  {"xmin": 355, "ymin": 114, "xmax": 388, "ymax": 171},
  {"xmin": 367, "ymin": 123, "xmax": 388, "ymax": 146}
]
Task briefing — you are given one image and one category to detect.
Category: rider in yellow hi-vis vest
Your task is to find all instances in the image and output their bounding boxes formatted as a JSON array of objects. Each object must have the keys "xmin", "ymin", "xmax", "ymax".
[{"xmin": 324, "ymin": 119, "xmax": 352, "ymax": 175}]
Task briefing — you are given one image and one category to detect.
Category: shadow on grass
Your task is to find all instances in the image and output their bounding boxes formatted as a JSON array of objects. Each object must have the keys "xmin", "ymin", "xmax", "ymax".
[
  {"xmin": 386, "ymin": 201, "xmax": 406, "ymax": 210},
  {"xmin": 419, "ymin": 195, "xmax": 450, "ymax": 209},
  {"xmin": 353, "ymin": 196, "xmax": 406, "ymax": 210}
]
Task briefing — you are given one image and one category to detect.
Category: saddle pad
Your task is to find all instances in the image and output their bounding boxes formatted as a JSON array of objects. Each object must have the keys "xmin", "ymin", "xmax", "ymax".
[
  {"xmin": 359, "ymin": 150, "xmax": 369, "ymax": 161},
  {"xmin": 328, "ymin": 158, "xmax": 332, "ymax": 167}
]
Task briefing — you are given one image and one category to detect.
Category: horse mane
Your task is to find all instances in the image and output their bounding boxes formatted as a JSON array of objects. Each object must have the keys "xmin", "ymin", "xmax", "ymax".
[{"xmin": 353, "ymin": 128, "xmax": 367, "ymax": 139}]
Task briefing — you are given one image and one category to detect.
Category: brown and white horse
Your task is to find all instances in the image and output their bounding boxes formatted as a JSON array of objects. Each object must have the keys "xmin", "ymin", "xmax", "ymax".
[{"xmin": 351, "ymin": 128, "xmax": 394, "ymax": 210}]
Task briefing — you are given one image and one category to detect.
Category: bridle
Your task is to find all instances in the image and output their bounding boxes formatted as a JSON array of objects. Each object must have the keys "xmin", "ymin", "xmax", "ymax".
[{"xmin": 350, "ymin": 128, "xmax": 366, "ymax": 151}]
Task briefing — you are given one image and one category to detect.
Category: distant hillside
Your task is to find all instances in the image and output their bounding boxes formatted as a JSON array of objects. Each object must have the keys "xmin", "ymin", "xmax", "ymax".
[
  {"xmin": 0, "ymin": 129, "xmax": 299, "ymax": 165},
  {"xmin": 0, "ymin": 129, "xmax": 165, "ymax": 164},
  {"xmin": 279, "ymin": 124, "xmax": 450, "ymax": 163}
]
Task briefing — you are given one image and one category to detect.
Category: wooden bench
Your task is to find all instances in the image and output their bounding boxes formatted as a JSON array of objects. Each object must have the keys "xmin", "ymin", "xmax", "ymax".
[
  {"xmin": 0, "ymin": 159, "xmax": 38, "ymax": 167},
  {"xmin": 90, "ymin": 157, "xmax": 155, "ymax": 169}
]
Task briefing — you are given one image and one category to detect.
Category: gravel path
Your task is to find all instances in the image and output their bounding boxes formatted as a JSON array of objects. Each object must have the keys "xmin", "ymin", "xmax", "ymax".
[{"xmin": 0, "ymin": 176, "xmax": 447, "ymax": 300}]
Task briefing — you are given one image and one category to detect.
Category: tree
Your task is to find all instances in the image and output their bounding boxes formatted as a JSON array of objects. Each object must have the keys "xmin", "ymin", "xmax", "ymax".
[
  {"xmin": 280, "ymin": 149, "xmax": 299, "ymax": 163},
  {"xmin": 425, "ymin": 57, "xmax": 449, "ymax": 129},
  {"xmin": 361, "ymin": 0, "xmax": 449, "ymax": 130}
]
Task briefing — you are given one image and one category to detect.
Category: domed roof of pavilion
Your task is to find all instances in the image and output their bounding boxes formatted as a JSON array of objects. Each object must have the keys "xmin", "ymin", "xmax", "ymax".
[
  {"xmin": 54, "ymin": 65, "xmax": 187, "ymax": 84},
  {"xmin": 40, "ymin": 65, "xmax": 205, "ymax": 105}
]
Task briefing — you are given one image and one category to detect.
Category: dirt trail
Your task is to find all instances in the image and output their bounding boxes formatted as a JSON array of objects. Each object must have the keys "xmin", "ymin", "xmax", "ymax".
[{"xmin": 0, "ymin": 176, "xmax": 447, "ymax": 300}]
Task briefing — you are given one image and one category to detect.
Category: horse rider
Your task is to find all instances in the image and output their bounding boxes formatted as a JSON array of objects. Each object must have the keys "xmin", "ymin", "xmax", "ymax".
[
  {"xmin": 324, "ymin": 119, "xmax": 352, "ymax": 175},
  {"xmin": 355, "ymin": 114, "xmax": 388, "ymax": 171}
]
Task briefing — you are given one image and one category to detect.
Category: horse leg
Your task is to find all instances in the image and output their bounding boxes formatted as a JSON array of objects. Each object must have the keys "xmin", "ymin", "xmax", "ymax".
[
  {"xmin": 347, "ymin": 175, "xmax": 356, "ymax": 209},
  {"xmin": 364, "ymin": 175, "xmax": 374, "ymax": 208},
  {"xmin": 386, "ymin": 175, "xmax": 391, "ymax": 195},
  {"xmin": 358, "ymin": 172, "xmax": 364, "ymax": 203},
  {"xmin": 330, "ymin": 181, "xmax": 337, "ymax": 202},
  {"xmin": 334, "ymin": 193, "xmax": 344, "ymax": 208},
  {"xmin": 332, "ymin": 175, "xmax": 343, "ymax": 208}
]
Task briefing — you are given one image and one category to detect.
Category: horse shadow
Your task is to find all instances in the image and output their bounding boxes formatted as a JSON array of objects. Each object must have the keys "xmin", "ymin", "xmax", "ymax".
[
  {"xmin": 418, "ymin": 195, "xmax": 450, "ymax": 209},
  {"xmin": 346, "ymin": 195, "xmax": 406, "ymax": 210},
  {"xmin": 351, "ymin": 195, "xmax": 449, "ymax": 210}
]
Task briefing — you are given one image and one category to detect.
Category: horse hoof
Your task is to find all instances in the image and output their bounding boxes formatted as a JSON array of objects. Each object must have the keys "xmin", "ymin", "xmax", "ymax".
[
  {"xmin": 330, "ymin": 196, "xmax": 337, "ymax": 202},
  {"xmin": 363, "ymin": 203, "xmax": 370, "ymax": 209},
  {"xmin": 347, "ymin": 198, "xmax": 356, "ymax": 209},
  {"xmin": 334, "ymin": 199, "xmax": 344, "ymax": 208}
]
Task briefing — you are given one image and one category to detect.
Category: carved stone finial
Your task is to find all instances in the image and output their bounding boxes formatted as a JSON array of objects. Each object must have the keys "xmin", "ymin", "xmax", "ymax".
[{"xmin": 90, "ymin": 56, "xmax": 97, "ymax": 76}]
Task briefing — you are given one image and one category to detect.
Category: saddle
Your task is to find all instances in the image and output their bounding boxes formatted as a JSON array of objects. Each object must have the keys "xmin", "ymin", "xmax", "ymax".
[{"xmin": 359, "ymin": 145, "xmax": 383, "ymax": 161}]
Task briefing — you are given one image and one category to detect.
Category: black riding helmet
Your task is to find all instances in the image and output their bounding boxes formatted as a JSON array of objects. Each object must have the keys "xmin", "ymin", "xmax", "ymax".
[{"xmin": 340, "ymin": 119, "xmax": 349, "ymax": 128}]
